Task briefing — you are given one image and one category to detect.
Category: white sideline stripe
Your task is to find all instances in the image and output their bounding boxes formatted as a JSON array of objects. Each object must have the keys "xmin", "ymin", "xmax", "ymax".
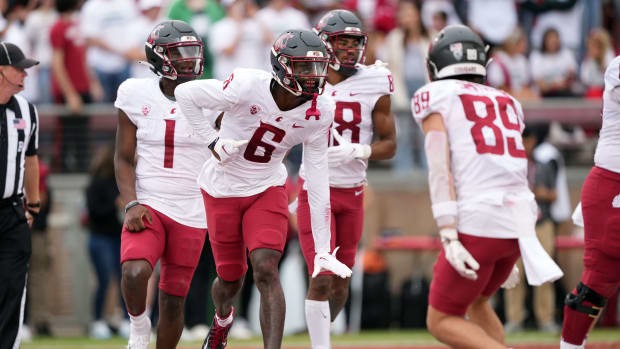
[{"xmin": 12, "ymin": 273, "xmax": 27, "ymax": 349}]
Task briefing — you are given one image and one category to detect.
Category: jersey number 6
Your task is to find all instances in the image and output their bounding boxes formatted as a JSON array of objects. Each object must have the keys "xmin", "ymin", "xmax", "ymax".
[
  {"xmin": 243, "ymin": 122, "xmax": 286, "ymax": 163},
  {"xmin": 459, "ymin": 94, "xmax": 525, "ymax": 158}
]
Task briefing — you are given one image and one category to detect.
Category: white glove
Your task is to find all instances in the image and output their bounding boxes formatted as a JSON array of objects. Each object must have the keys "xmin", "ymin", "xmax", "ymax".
[
  {"xmin": 501, "ymin": 264, "xmax": 520, "ymax": 289},
  {"xmin": 212, "ymin": 138, "xmax": 249, "ymax": 163},
  {"xmin": 312, "ymin": 247, "xmax": 353, "ymax": 279},
  {"xmin": 327, "ymin": 129, "xmax": 371, "ymax": 167},
  {"xmin": 439, "ymin": 228, "xmax": 479, "ymax": 280}
]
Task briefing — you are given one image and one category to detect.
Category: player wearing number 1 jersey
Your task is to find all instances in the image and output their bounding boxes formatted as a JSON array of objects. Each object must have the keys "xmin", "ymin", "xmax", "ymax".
[
  {"xmin": 413, "ymin": 25, "xmax": 562, "ymax": 349},
  {"xmin": 296, "ymin": 10, "xmax": 396, "ymax": 349},
  {"xmin": 114, "ymin": 21, "xmax": 209, "ymax": 349},
  {"xmin": 175, "ymin": 29, "xmax": 352, "ymax": 349}
]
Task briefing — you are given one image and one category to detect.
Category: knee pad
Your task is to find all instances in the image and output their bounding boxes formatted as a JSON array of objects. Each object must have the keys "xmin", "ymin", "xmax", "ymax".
[
  {"xmin": 565, "ymin": 282, "xmax": 608, "ymax": 318},
  {"xmin": 217, "ymin": 263, "xmax": 246, "ymax": 282}
]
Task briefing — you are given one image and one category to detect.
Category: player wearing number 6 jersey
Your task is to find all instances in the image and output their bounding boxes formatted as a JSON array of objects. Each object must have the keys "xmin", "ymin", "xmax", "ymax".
[
  {"xmin": 175, "ymin": 29, "xmax": 352, "ymax": 349},
  {"xmin": 412, "ymin": 25, "xmax": 562, "ymax": 349},
  {"xmin": 114, "ymin": 21, "xmax": 209, "ymax": 349},
  {"xmin": 296, "ymin": 10, "xmax": 396, "ymax": 349}
]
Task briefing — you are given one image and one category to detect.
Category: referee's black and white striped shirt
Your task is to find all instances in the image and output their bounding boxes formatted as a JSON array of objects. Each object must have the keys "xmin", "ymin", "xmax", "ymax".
[{"xmin": 0, "ymin": 94, "xmax": 38, "ymax": 200}]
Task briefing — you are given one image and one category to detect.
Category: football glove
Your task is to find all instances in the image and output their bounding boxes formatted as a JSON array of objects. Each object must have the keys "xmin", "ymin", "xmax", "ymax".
[
  {"xmin": 312, "ymin": 247, "xmax": 353, "ymax": 279},
  {"xmin": 440, "ymin": 228, "xmax": 479, "ymax": 280},
  {"xmin": 211, "ymin": 138, "xmax": 249, "ymax": 163},
  {"xmin": 327, "ymin": 129, "xmax": 371, "ymax": 167},
  {"xmin": 501, "ymin": 264, "xmax": 520, "ymax": 289}
]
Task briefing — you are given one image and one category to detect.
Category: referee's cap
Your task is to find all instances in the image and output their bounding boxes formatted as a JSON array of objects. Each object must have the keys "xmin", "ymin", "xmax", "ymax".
[{"xmin": 0, "ymin": 42, "xmax": 39, "ymax": 69}]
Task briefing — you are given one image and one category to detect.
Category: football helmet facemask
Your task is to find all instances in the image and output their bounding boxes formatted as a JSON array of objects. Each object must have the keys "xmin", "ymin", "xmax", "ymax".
[
  {"xmin": 145, "ymin": 20, "xmax": 204, "ymax": 82},
  {"xmin": 426, "ymin": 24, "xmax": 488, "ymax": 82},
  {"xmin": 314, "ymin": 9, "xmax": 367, "ymax": 77},
  {"xmin": 270, "ymin": 29, "xmax": 329, "ymax": 97}
]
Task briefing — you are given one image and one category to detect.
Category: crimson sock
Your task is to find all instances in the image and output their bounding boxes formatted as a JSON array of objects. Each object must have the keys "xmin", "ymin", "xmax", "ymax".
[{"xmin": 561, "ymin": 299, "xmax": 596, "ymax": 345}]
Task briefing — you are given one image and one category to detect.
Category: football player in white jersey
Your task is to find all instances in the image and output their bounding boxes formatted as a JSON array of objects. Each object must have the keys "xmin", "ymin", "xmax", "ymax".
[
  {"xmin": 114, "ymin": 21, "xmax": 209, "ymax": 349},
  {"xmin": 296, "ymin": 10, "xmax": 396, "ymax": 349},
  {"xmin": 175, "ymin": 29, "xmax": 352, "ymax": 349},
  {"xmin": 560, "ymin": 56, "xmax": 620, "ymax": 349},
  {"xmin": 412, "ymin": 25, "xmax": 562, "ymax": 348}
]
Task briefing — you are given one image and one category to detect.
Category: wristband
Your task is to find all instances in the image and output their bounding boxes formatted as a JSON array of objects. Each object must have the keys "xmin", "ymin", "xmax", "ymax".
[
  {"xmin": 26, "ymin": 201, "xmax": 41, "ymax": 208},
  {"xmin": 27, "ymin": 208, "xmax": 39, "ymax": 217},
  {"xmin": 124, "ymin": 200, "xmax": 141, "ymax": 213}
]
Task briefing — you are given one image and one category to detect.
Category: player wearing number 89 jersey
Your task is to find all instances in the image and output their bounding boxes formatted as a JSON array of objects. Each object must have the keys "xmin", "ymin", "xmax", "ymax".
[
  {"xmin": 412, "ymin": 25, "xmax": 562, "ymax": 349},
  {"xmin": 114, "ymin": 20, "xmax": 209, "ymax": 348},
  {"xmin": 175, "ymin": 29, "xmax": 352, "ymax": 349},
  {"xmin": 297, "ymin": 9, "xmax": 397, "ymax": 349}
]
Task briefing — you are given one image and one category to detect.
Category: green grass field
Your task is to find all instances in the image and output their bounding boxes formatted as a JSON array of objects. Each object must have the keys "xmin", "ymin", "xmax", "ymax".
[{"xmin": 21, "ymin": 329, "xmax": 620, "ymax": 348}]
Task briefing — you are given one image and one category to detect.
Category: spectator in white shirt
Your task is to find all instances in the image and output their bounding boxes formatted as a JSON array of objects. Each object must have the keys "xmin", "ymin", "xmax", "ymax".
[
  {"xmin": 125, "ymin": 0, "xmax": 164, "ymax": 79},
  {"xmin": 23, "ymin": 0, "xmax": 57, "ymax": 103},
  {"xmin": 80, "ymin": 0, "xmax": 137, "ymax": 102},
  {"xmin": 530, "ymin": 28, "xmax": 577, "ymax": 97},
  {"xmin": 580, "ymin": 28, "xmax": 614, "ymax": 99},
  {"xmin": 487, "ymin": 27, "xmax": 539, "ymax": 101},
  {"xmin": 208, "ymin": 0, "xmax": 271, "ymax": 79}
]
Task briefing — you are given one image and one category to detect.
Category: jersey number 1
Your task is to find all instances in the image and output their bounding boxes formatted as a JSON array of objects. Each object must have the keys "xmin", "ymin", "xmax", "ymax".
[
  {"xmin": 164, "ymin": 120, "xmax": 175, "ymax": 168},
  {"xmin": 459, "ymin": 94, "xmax": 525, "ymax": 158}
]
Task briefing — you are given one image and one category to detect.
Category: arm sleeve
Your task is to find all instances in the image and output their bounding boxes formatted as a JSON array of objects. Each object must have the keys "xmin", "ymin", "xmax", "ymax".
[
  {"xmin": 604, "ymin": 57, "xmax": 620, "ymax": 103},
  {"xmin": 175, "ymin": 75, "xmax": 240, "ymax": 144},
  {"xmin": 302, "ymin": 120, "xmax": 332, "ymax": 254},
  {"xmin": 25, "ymin": 103, "xmax": 38, "ymax": 156}
]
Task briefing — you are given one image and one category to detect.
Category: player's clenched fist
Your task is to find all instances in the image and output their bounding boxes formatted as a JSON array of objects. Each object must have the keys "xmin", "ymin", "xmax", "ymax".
[
  {"xmin": 124, "ymin": 204, "xmax": 153, "ymax": 232},
  {"xmin": 312, "ymin": 247, "xmax": 353, "ymax": 279},
  {"xmin": 210, "ymin": 138, "xmax": 249, "ymax": 163},
  {"xmin": 327, "ymin": 129, "xmax": 371, "ymax": 167}
]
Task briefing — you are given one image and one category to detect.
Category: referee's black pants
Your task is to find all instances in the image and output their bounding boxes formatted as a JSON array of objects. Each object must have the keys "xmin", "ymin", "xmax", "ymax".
[{"xmin": 0, "ymin": 200, "xmax": 31, "ymax": 349}]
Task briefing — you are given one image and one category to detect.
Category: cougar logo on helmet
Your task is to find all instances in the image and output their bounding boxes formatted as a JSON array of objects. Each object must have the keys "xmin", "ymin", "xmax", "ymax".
[{"xmin": 273, "ymin": 32, "xmax": 294, "ymax": 53}]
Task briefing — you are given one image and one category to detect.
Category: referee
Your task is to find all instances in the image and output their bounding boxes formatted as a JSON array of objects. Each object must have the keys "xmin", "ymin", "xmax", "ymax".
[{"xmin": 0, "ymin": 42, "xmax": 40, "ymax": 348}]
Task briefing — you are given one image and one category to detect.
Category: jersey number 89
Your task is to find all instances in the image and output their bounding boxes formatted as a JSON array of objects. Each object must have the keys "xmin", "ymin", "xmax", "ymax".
[{"xmin": 459, "ymin": 94, "xmax": 525, "ymax": 158}]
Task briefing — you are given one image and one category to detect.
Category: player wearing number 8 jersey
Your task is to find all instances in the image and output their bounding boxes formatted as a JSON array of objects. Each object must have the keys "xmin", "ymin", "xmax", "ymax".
[
  {"xmin": 114, "ymin": 21, "xmax": 209, "ymax": 349},
  {"xmin": 296, "ymin": 9, "xmax": 396, "ymax": 349},
  {"xmin": 412, "ymin": 25, "xmax": 562, "ymax": 349},
  {"xmin": 175, "ymin": 29, "xmax": 352, "ymax": 349}
]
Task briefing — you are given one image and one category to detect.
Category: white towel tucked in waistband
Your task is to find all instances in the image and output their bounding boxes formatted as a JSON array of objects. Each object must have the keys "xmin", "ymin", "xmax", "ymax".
[{"xmin": 518, "ymin": 235, "xmax": 564, "ymax": 286}]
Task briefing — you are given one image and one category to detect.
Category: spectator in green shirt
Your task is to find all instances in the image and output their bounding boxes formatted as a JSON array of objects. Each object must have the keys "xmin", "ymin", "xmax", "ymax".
[{"xmin": 167, "ymin": 0, "xmax": 225, "ymax": 78}]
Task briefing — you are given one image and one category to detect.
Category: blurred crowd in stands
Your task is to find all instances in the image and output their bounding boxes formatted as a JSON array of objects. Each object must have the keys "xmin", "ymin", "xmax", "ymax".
[{"xmin": 0, "ymin": 0, "xmax": 616, "ymax": 106}]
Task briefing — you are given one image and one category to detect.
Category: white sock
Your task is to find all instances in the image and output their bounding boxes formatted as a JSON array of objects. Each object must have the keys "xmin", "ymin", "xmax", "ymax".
[
  {"xmin": 305, "ymin": 299, "xmax": 331, "ymax": 349},
  {"xmin": 560, "ymin": 338, "xmax": 585, "ymax": 349},
  {"xmin": 216, "ymin": 307, "xmax": 234, "ymax": 327},
  {"xmin": 129, "ymin": 311, "xmax": 151, "ymax": 335}
]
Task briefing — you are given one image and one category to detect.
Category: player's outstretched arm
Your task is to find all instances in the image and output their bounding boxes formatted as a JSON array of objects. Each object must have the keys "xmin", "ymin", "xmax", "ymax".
[
  {"xmin": 422, "ymin": 113, "xmax": 479, "ymax": 280},
  {"xmin": 369, "ymin": 94, "xmax": 396, "ymax": 160},
  {"xmin": 114, "ymin": 110, "xmax": 152, "ymax": 232},
  {"xmin": 304, "ymin": 127, "xmax": 352, "ymax": 279},
  {"xmin": 174, "ymin": 80, "xmax": 222, "ymax": 147}
]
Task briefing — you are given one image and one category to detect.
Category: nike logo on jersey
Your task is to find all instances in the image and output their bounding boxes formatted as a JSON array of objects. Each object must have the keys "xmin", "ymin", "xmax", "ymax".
[
  {"xmin": 613, "ymin": 194, "xmax": 620, "ymax": 208},
  {"xmin": 355, "ymin": 190, "xmax": 364, "ymax": 196},
  {"xmin": 350, "ymin": 92, "xmax": 360, "ymax": 96},
  {"xmin": 170, "ymin": 108, "xmax": 176, "ymax": 114},
  {"xmin": 292, "ymin": 123, "xmax": 304, "ymax": 128}
]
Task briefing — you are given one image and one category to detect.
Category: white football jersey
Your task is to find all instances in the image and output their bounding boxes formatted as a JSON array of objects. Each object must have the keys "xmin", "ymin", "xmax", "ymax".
[
  {"xmin": 412, "ymin": 79, "xmax": 536, "ymax": 238},
  {"xmin": 594, "ymin": 55, "xmax": 620, "ymax": 173},
  {"xmin": 299, "ymin": 63, "xmax": 394, "ymax": 187},
  {"xmin": 115, "ymin": 78, "xmax": 209, "ymax": 229},
  {"xmin": 175, "ymin": 68, "xmax": 335, "ymax": 253}
]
